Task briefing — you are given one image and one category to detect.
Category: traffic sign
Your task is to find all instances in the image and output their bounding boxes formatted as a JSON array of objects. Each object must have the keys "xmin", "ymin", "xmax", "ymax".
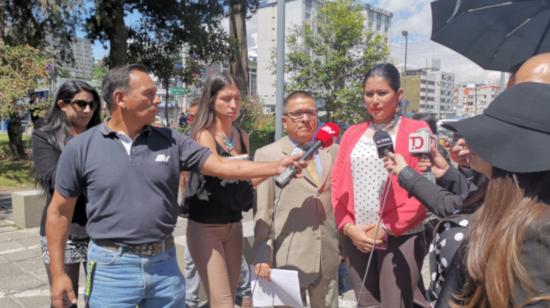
[{"xmin": 170, "ymin": 87, "xmax": 189, "ymax": 96}]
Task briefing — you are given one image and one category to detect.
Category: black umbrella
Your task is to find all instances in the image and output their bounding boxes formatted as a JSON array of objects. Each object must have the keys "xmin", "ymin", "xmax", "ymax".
[{"xmin": 431, "ymin": 0, "xmax": 550, "ymax": 72}]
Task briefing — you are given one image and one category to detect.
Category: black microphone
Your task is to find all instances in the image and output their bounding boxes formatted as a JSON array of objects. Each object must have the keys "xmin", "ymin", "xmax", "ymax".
[
  {"xmin": 275, "ymin": 123, "xmax": 339, "ymax": 188},
  {"xmin": 373, "ymin": 130, "xmax": 394, "ymax": 158}
]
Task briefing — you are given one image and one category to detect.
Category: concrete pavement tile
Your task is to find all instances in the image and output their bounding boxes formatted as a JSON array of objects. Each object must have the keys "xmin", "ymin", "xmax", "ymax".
[
  {"xmin": 13, "ymin": 236, "xmax": 40, "ymax": 249},
  {"xmin": 0, "ymin": 264, "xmax": 24, "ymax": 277},
  {"xmin": 0, "ymin": 298, "xmax": 23, "ymax": 308},
  {"xmin": 0, "ymin": 273, "xmax": 47, "ymax": 291},
  {"xmin": 12, "ymin": 295, "xmax": 50, "ymax": 308},
  {"xmin": 0, "ymin": 220, "xmax": 12, "ymax": 227},
  {"xmin": 3, "ymin": 247, "xmax": 41, "ymax": 262},
  {"xmin": 0, "ymin": 255, "xmax": 9, "ymax": 264},
  {"xmin": 0, "ymin": 225, "xmax": 19, "ymax": 233},
  {"xmin": 0, "ymin": 234, "xmax": 11, "ymax": 242},
  {"xmin": 15, "ymin": 258, "xmax": 47, "ymax": 277},
  {"xmin": 7, "ymin": 230, "xmax": 39, "ymax": 241},
  {"xmin": 0, "ymin": 241, "xmax": 25, "ymax": 254}
]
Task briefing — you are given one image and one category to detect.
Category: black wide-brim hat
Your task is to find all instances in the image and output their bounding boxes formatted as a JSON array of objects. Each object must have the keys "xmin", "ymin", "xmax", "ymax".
[{"xmin": 444, "ymin": 82, "xmax": 550, "ymax": 173}]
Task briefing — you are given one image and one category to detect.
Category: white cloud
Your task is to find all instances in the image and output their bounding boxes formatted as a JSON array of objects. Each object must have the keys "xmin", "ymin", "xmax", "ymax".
[{"xmin": 371, "ymin": 0, "xmax": 507, "ymax": 83}]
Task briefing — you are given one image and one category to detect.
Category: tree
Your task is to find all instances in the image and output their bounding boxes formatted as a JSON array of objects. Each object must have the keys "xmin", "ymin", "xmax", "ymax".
[
  {"xmin": 285, "ymin": 0, "xmax": 388, "ymax": 124},
  {"xmin": 0, "ymin": 40, "xmax": 50, "ymax": 159},
  {"xmin": 0, "ymin": 0, "xmax": 75, "ymax": 159},
  {"xmin": 92, "ymin": 59, "xmax": 109, "ymax": 81},
  {"xmin": 238, "ymin": 96, "xmax": 271, "ymax": 133},
  {"xmin": 126, "ymin": 2, "xmax": 229, "ymax": 126},
  {"xmin": 0, "ymin": 0, "xmax": 79, "ymax": 63},
  {"xmin": 227, "ymin": 0, "xmax": 258, "ymax": 97},
  {"xmin": 86, "ymin": 0, "xmax": 229, "ymax": 68}
]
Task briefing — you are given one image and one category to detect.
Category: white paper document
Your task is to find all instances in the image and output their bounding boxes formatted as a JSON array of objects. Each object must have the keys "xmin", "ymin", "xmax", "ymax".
[{"xmin": 250, "ymin": 267, "xmax": 303, "ymax": 307}]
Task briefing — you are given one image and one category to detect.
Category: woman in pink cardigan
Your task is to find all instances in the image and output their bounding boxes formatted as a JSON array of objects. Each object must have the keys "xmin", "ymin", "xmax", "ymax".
[{"xmin": 332, "ymin": 63, "xmax": 430, "ymax": 307}]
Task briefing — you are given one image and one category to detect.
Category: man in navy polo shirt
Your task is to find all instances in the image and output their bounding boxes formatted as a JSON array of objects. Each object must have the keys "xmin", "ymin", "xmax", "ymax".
[{"xmin": 46, "ymin": 64, "xmax": 302, "ymax": 308}]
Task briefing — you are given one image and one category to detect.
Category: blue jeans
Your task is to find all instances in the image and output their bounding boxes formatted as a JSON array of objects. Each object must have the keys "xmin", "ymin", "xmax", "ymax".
[{"xmin": 86, "ymin": 240, "xmax": 185, "ymax": 308}]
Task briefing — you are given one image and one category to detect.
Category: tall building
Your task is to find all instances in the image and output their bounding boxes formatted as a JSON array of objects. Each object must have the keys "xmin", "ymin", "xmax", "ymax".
[
  {"xmin": 364, "ymin": 4, "xmax": 392, "ymax": 44},
  {"xmin": 402, "ymin": 60, "xmax": 455, "ymax": 119},
  {"xmin": 56, "ymin": 37, "xmax": 93, "ymax": 80},
  {"xmin": 43, "ymin": 36, "xmax": 94, "ymax": 95},
  {"xmin": 453, "ymin": 83, "xmax": 501, "ymax": 116},
  {"xmin": 256, "ymin": 0, "xmax": 391, "ymax": 112}
]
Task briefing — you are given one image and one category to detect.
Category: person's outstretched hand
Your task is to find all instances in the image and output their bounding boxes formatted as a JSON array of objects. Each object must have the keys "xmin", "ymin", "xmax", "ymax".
[
  {"xmin": 51, "ymin": 272, "xmax": 77, "ymax": 308},
  {"xmin": 383, "ymin": 152, "xmax": 408, "ymax": 176},
  {"xmin": 429, "ymin": 145, "xmax": 450, "ymax": 178},
  {"xmin": 450, "ymin": 138, "xmax": 470, "ymax": 167},
  {"xmin": 276, "ymin": 153, "xmax": 307, "ymax": 176}
]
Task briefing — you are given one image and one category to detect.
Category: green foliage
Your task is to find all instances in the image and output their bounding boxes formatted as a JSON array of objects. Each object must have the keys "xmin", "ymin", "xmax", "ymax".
[
  {"xmin": 0, "ymin": 160, "xmax": 34, "ymax": 188},
  {"xmin": 238, "ymin": 96, "xmax": 272, "ymax": 133},
  {"xmin": 86, "ymin": 0, "xmax": 230, "ymax": 68},
  {"xmin": 248, "ymin": 122, "xmax": 275, "ymax": 156},
  {"xmin": 285, "ymin": 0, "xmax": 389, "ymax": 124},
  {"xmin": 0, "ymin": 40, "xmax": 50, "ymax": 116},
  {"xmin": 92, "ymin": 60, "xmax": 109, "ymax": 81},
  {"xmin": 0, "ymin": 0, "xmax": 80, "ymax": 66}
]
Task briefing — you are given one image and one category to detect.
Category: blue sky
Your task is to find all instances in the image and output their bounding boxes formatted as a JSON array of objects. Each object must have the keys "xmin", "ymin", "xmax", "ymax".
[{"xmin": 86, "ymin": 0, "xmax": 503, "ymax": 83}]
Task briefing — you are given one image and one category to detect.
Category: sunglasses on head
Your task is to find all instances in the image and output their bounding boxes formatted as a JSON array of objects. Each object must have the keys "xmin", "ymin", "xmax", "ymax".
[{"xmin": 67, "ymin": 99, "xmax": 98, "ymax": 110}]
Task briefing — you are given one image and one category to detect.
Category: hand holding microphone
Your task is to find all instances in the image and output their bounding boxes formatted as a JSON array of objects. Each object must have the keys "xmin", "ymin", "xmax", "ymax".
[
  {"xmin": 408, "ymin": 128, "xmax": 437, "ymax": 183},
  {"xmin": 275, "ymin": 123, "xmax": 339, "ymax": 188}
]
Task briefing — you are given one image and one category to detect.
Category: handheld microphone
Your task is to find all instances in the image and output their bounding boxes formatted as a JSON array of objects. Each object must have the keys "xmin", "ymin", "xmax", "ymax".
[
  {"xmin": 275, "ymin": 123, "xmax": 339, "ymax": 188},
  {"xmin": 408, "ymin": 129, "xmax": 432, "ymax": 154},
  {"xmin": 408, "ymin": 128, "xmax": 436, "ymax": 183},
  {"xmin": 373, "ymin": 130, "xmax": 394, "ymax": 158}
]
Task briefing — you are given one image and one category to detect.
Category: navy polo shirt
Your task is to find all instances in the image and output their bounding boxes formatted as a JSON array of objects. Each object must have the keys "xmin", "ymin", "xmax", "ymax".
[{"xmin": 55, "ymin": 122, "xmax": 211, "ymax": 244}]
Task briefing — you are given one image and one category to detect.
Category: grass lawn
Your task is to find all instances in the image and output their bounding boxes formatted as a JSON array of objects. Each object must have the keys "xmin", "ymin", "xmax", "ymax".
[
  {"xmin": 0, "ymin": 133, "xmax": 35, "ymax": 189},
  {"xmin": 0, "ymin": 160, "xmax": 35, "ymax": 189}
]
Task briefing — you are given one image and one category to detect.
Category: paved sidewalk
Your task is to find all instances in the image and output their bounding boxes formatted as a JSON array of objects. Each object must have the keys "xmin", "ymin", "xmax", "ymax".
[{"xmin": 0, "ymin": 191, "xmax": 427, "ymax": 307}]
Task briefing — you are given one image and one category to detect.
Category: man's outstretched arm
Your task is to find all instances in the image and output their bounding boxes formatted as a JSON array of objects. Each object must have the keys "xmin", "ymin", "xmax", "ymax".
[{"xmin": 46, "ymin": 191, "xmax": 77, "ymax": 308}]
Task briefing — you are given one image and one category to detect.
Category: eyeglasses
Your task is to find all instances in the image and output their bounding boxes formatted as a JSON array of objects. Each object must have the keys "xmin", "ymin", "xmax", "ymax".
[
  {"xmin": 68, "ymin": 99, "xmax": 98, "ymax": 110},
  {"xmin": 283, "ymin": 109, "xmax": 317, "ymax": 120}
]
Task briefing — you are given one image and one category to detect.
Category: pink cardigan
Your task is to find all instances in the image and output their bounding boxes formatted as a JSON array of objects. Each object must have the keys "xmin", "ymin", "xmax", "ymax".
[{"xmin": 331, "ymin": 117, "xmax": 428, "ymax": 236}]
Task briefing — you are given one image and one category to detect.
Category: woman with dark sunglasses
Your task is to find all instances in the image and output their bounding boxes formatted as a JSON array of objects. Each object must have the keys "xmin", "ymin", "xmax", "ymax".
[{"xmin": 31, "ymin": 80, "xmax": 101, "ymax": 304}]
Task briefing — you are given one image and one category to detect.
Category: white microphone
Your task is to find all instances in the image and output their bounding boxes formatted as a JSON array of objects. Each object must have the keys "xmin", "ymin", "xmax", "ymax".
[{"xmin": 408, "ymin": 128, "xmax": 436, "ymax": 183}]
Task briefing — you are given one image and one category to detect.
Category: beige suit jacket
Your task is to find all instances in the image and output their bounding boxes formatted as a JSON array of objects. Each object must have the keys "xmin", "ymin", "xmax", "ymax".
[{"xmin": 253, "ymin": 136, "xmax": 340, "ymax": 287}]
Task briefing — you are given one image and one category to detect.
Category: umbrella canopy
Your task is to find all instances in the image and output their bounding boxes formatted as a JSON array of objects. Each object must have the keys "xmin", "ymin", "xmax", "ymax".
[{"xmin": 431, "ymin": 0, "xmax": 550, "ymax": 72}]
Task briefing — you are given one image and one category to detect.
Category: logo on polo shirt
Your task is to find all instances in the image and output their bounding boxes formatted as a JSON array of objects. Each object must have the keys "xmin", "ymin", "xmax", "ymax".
[{"xmin": 155, "ymin": 154, "xmax": 170, "ymax": 163}]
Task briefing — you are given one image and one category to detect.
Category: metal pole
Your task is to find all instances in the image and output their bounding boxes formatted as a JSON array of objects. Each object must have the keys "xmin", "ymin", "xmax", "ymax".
[
  {"xmin": 474, "ymin": 84, "xmax": 477, "ymax": 115},
  {"xmin": 274, "ymin": 0, "xmax": 286, "ymax": 140},
  {"xmin": 401, "ymin": 30, "xmax": 408, "ymax": 115}
]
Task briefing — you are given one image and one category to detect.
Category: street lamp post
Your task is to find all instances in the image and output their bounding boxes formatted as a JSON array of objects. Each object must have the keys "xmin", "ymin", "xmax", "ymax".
[
  {"xmin": 402, "ymin": 30, "xmax": 408, "ymax": 114},
  {"xmin": 474, "ymin": 84, "xmax": 478, "ymax": 115},
  {"xmin": 402, "ymin": 30, "xmax": 408, "ymax": 76}
]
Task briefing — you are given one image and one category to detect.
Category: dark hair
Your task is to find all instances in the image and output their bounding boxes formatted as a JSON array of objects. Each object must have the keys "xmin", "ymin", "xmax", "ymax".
[
  {"xmin": 101, "ymin": 63, "xmax": 150, "ymax": 112},
  {"xmin": 35, "ymin": 80, "xmax": 101, "ymax": 191},
  {"xmin": 190, "ymin": 72, "xmax": 238, "ymax": 140},
  {"xmin": 363, "ymin": 63, "xmax": 401, "ymax": 92},
  {"xmin": 39, "ymin": 80, "xmax": 101, "ymax": 151},
  {"xmin": 412, "ymin": 113, "xmax": 437, "ymax": 134},
  {"xmin": 283, "ymin": 90, "xmax": 315, "ymax": 112}
]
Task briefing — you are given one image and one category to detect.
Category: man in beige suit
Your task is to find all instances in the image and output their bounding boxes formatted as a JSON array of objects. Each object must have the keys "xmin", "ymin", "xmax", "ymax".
[{"xmin": 253, "ymin": 91, "xmax": 340, "ymax": 307}]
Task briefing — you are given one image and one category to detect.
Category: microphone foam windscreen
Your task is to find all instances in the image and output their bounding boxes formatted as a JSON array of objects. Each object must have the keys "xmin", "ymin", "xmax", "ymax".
[
  {"xmin": 373, "ymin": 130, "xmax": 394, "ymax": 158},
  {"xmin": 316, "ymin": 123, "xmax": 340, "ymax": 147}
]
